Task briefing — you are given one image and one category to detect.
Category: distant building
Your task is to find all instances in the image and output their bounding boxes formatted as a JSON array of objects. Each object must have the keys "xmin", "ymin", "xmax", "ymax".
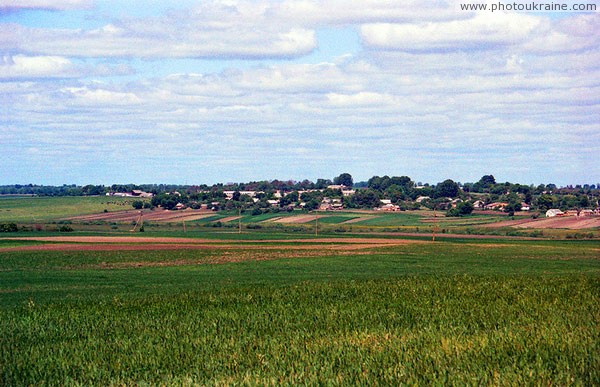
[
  {"xmin": 546, "ymin": 209, "xmax": 564, "ymax": 217},
  {"xmin": 472, "ymin": 200, "xmax": 485, "ymax": 209},
  {"xmin": 376, "ymin": 203, "xmax": 400, "ymax": 212},
  {"xmin": 485, "ymin": 202, "xmax": 508, "ymax": 211},
  {"xmin": 106, "ymin": 190, "xmax": 153, "ymax": 198}
]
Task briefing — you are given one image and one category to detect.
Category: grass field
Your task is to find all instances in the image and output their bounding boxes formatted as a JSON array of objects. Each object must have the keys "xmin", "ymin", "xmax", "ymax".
[
  {"xmin": 0, "ymin": 196, "xmax": 134, "ymax": 222},
  {"xmin": 351, "ymin": 212, "xmax": 426, "ymax": 226},
  {"xmin": 1, "ymin": 234, "xmax": 599, "ymax": 385}
]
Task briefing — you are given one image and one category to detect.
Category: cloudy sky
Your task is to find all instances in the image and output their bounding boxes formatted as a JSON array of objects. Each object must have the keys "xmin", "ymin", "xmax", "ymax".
[{"xmin": 1, "ymin": 0, "xmax": 598, "ymax": 186}]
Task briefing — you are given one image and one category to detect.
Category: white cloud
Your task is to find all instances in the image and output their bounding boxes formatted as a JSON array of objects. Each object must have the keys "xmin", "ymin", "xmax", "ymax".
[
  {"xmin": 0, "ymin": 1, "xmax": 317, "ymax": 59},
  {"xmin": 0, "ymin": 54, "xmax": 133, "ymax": 79},
  {"xmin": 361, "ymin": 11, "xmax": 543, "ymax": 51},
  {"xmin": 61, "ymin": 86, "xmax": 143, "ymax": 105},
  {"xmin": 0, "ymin": 0, "xmax": 91, "ymax": 11},
  {"xmin": 0, "ymin": 55, "xmax": 74, "ymax": 78},
  {"xmin": 0, "ymin": 1, "xmax": 598, "ymax": 185},
  {"xmin": 272, "ymin": 0, "xmax": 464, "ymax": 25}
]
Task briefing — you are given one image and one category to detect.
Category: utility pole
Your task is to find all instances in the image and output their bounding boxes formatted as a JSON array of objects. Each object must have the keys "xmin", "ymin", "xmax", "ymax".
[
  {"xmin": 238, "ymin": 207, "xmax": 242, "ymax": 234},
  {"xmin": 315, "ymin": 210, "xmax": 318, "ymax": 236},
  {"xmin": 432, "ymin": 204, "xmax": 438, "ymax": 242}
]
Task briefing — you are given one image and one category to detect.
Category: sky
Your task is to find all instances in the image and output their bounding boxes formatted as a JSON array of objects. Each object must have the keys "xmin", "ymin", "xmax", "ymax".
[{"xmin": 1, "ymin": 0, "xmax": 598, "ymax": 186}]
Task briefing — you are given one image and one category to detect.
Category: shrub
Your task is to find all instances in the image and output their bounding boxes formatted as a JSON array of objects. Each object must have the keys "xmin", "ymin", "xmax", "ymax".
[
  {"xmin": 0, "ymin": 223, "xmax": 18, "ymax": 232},
  {"xmin": 58, "ymin": 225, "xmax": 74, "ymax": 232}
]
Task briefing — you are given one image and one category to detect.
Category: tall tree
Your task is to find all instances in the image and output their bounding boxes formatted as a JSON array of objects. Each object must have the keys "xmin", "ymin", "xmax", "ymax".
[
  {"xmin": 333, "ymin": 173, "xmax": 353, "ymax": 187},
  {"xmin": 434, "ymin": 179, "xmax": 460, "ymax": 198}
]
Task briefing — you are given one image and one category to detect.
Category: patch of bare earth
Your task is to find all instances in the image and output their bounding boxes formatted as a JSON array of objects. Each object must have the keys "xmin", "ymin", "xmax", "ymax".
[
  {"xmin": 66, "ymin": 209, "xmax": 217, "ymax": 223},
  {"xmin": 273, "ymin": 215, "xmax": 322, "ymax": 224},
  {"xmin": 218, "ymin": 216, "xmax": 242, "ymax": 223},
  {"xmin": 480, "ymin": 216, "xmax": 600, "ymax": 230},
  {"xmin": 0, "ymin": 236, "xmax": 419, "ymax": 256}
]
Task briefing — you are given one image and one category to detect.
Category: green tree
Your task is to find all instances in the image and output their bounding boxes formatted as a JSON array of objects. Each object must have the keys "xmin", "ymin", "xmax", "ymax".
[
  {"xmin": 446, "ymin": 201, "xmax": 474, "ymax": 217},
  {"xmin": 536, "ymin": 194, "xmax": 554, "ymax": 211},
  {"xmin": 333, "ymin": 173, "xmax": 353, "ymax": 187},
  {"xmin": 434, "ymin": 179, "xmax": 459, "ymax": 198},
  {"xmin": 478, "ymin": 175, "xmax": 496, "ymax": 187}
]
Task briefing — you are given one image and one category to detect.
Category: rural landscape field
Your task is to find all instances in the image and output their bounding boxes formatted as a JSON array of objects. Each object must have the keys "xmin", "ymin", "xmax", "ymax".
[
  {"xmin": 2, "ymin": 0, "xmax": 599, "ymax": 384},
  {"xmin": 1, "ymin": 193, "xmax": 598, "ymax": 385}
]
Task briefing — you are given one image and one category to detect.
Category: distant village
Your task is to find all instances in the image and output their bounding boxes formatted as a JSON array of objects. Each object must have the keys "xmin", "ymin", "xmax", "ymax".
[{"xmin": 98, "ymin": 174, "xmax": 600, "ymax": 218}]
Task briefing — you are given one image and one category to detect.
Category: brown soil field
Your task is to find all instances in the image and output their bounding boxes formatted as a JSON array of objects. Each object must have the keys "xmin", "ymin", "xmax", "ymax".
[
  {"xmin": 273, "ymin": 215, "xmax": 322, "ymax": 224},
  {"xmin": 261, "ymin": 217, "xmax": 282, "ymax": 223},
  {"xmin": 4, "ymin": 236, "xmax": 417, "ymax": 245},
  {"xmin": 65, "ymin": 209, "xmax": 217, "ymax": 223},
  {"xmin": 481, "ymin": 216, "xmax": 600, "ymax": 230},
  {"xmin": 218, "ymin": 216, "xmax": 242, "ymax": 223},
  {"xmin": 0, "ymin": 236, "xmax": 419, "ymax": 255}
]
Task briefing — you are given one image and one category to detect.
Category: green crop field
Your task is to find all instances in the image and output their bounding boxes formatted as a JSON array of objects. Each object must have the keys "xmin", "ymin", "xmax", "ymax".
[
  {"xmin": 350, "ymin": 212, "xmax": 426, "ymax": 227},
  {"xmin": 239, "ymin": 213, "xmax": 287, "ymax": 223},
  {"xmin": 1, "ymin": 236, "xmax": 599, "ymax": 385},
  {"xmin": 0, "ymin": 196, "xmax": 135, "ymax": 222},
  {"xmin": 313, "ymin": 215, "xmax": 359, "ymax": 224}
]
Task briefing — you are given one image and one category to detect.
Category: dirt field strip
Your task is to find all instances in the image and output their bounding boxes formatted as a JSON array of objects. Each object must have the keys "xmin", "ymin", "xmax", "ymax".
[
  {"xmin": 261, "ymin": 217, "xmax": 282, "ymax": 223},
  {"xmin": 66, "ymin": 209, "xmax": 218, "ymax": 223},
  {"xmin": 515, "ymin": 217, "xmax": 600, "ymax": 230},
  {"xmin": 218, "ymin": 216, "xmax": 242, "ymax": 223},
  {"xmin": 480, "ymin": 216, "xmax": 600, "ymax": 230},
  {"xmin": 0, "ymin": 236, "xmax": 421, "ymax": 253},
  {"xmin": 2, "ymin": 236, "xmax": 418, "ymax": 245},
  {"xmin": 0, "ymin": 242, "xmax": 410, "ymax": 253},
  {"xmin": 273, "ymin": 215, "xmax": 322, "ymax": 224},
  {"xmin": 342, "ymin": 216, "xmax": 375, "ymax": 224},
  {"xmin": 4, "ymin": 236, "xmax": 217, "ymax": 243}
]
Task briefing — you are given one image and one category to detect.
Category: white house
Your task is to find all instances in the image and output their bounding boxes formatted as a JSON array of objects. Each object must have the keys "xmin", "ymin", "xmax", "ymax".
[
  {"xmin": 472, "ymin": 200, "xmax": 485, "ymax": 209},
  {"xmin": 546, "ymin": 209, "xmax": 564, "ymax": 217}
]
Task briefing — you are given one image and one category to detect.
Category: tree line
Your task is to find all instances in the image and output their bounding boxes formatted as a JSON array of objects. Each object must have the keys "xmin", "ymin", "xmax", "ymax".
[{"xmin": 2, "ymin": 174, "xmax": 598, "ymax": 214}]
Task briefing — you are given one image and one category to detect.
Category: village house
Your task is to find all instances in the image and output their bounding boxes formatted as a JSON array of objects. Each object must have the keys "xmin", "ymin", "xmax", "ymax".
[
  {"xmin": 106, "ymin": 190, "xmax": 153, "ymax": 198},
  {"xmin": 485, "ymin": 202, "xmax": 508, "ymax": 211},
  {"xmin": 223, "ymin": 191, "xmax": 257, "ymax": 200},
  {"xmin": 320, "ymin": 197, "xmax": 343, "ymax": 210},
  {"xmin": 376, "ymin": 203, "xmax": 400, "ymax": 212},
  {"xmin": 472, "ymin": 200, "xmax": 485, "ymax": 209},
  {"xmin": 546, "ymin": 209, "xmax": 564, "ymax": 217}
]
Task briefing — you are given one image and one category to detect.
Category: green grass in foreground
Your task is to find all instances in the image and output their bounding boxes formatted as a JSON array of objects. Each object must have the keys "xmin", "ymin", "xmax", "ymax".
[{"xmin": 0, "ymin": 239, "xmax": 599, "ymax": 384}]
